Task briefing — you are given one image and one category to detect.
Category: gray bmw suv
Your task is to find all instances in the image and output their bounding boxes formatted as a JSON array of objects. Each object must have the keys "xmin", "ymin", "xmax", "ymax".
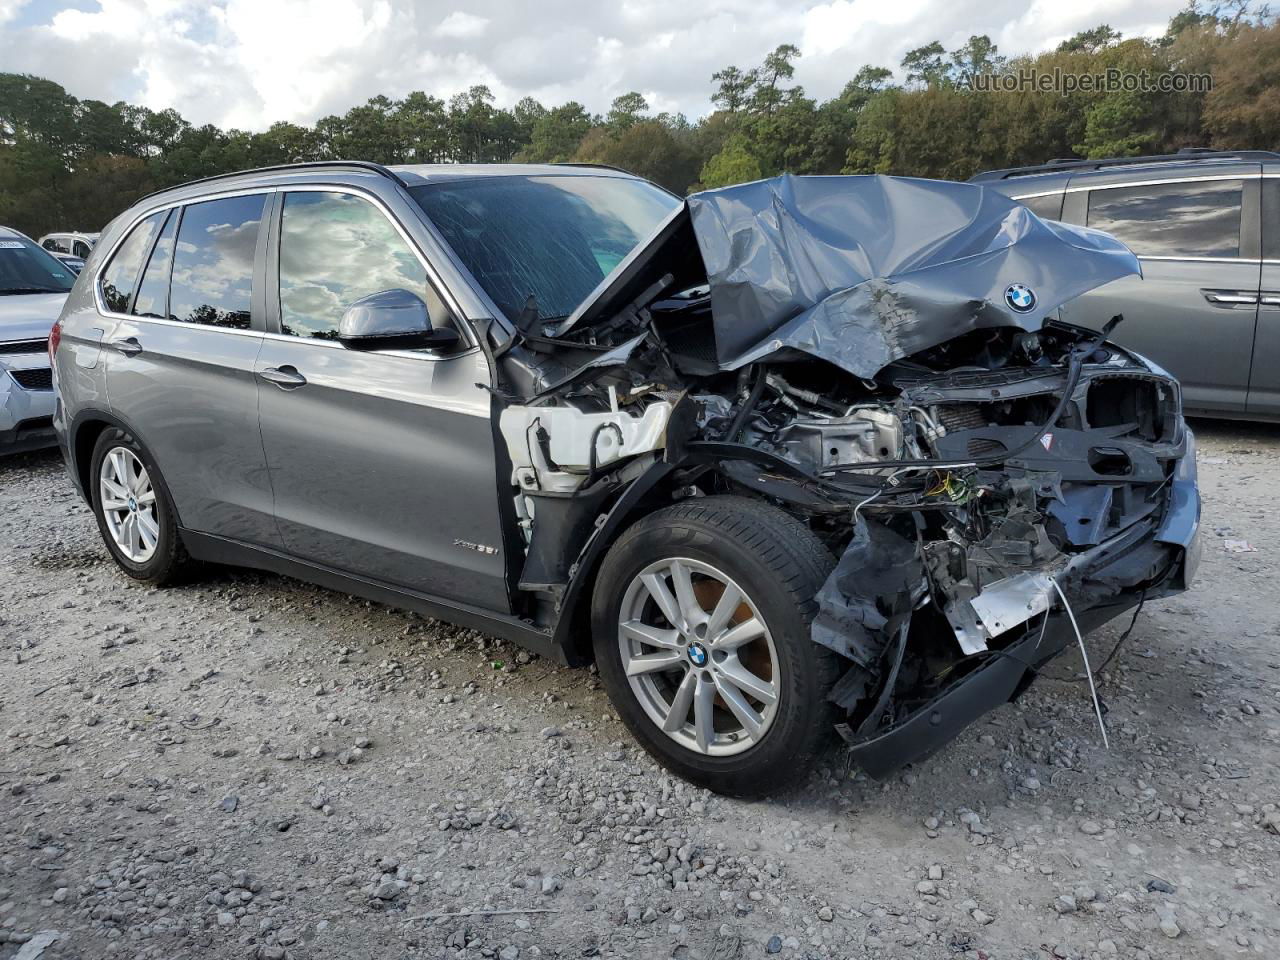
[{"xmin": 53, "ymin": 163, "xmax": 1200, "ymax": 795}]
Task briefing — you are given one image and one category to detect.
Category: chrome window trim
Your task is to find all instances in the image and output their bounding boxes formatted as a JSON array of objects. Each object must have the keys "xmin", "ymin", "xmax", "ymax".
[
  {"xmin": 1013, "ymin": 173, "xmax": 1256, "ymax": 202},
  {"xmin": 92, "ymin": 182, "xmax": 476, "ymax": 353},
  {"xmin": 259, "ymin": 328, "xmax": 480, "ymax": 363},
  {"xmin": 1067, "ymin": 173, "xmax": 1249, "ymax": 193},
  {"xmin": 1139, "ymin": 256, "xmax": 1262, "ymax": 264},
  {"xmin": 93, "ymin": 186, "xmax": 278, "ymax": 326},
  {"xmin": 1006, "ymin": 188, "xmax": 1063, "ymax": 200},
  {"xmin": 97, "ymin": 312, "xmax": 265, "ymax": 339}
]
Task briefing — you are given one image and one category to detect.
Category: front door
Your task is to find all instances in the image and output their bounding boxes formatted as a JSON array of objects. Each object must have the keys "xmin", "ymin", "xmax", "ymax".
[{"xmin": 255, "ymin": 188, "xmax": 509, "ymax": 611}]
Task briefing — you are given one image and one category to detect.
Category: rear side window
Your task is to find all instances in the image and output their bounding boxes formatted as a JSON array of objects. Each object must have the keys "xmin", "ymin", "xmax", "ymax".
[
  {"xmin": 100, "ymin": 212, "xmax": 165, "ymax": 313},
  {"xmin": 132, "ymin": 211, "xmax": 176, "ymax": 319},
  {"xmin": 1019, "ymin": 193, "xmax": 1063, "ymax": 220},
  {"xmin": 1087, "ymin": 179, "xmax": 1243, "ymax": 258},
  {"xmin": 277, "ymin": 191, "xmax": 445, "ymax": 340},
  {"xmin": 73, "ymin": 240, "xmax": 91, "ymax": 258},
  {"xmin": 169, "ymin": 194, "xmax": 266, "ymax": 329}
]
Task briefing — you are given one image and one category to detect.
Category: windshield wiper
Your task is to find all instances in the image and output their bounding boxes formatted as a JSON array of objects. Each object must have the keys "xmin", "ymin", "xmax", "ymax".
[{"xmin": 0, "ymin": 286, "xmax": 65, "ymax": 295}]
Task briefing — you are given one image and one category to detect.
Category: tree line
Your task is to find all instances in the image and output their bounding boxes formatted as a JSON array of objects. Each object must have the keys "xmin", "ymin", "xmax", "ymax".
[{"xmin": 1, "ymin": 2, "xmax": 1277, "ymax": 239}]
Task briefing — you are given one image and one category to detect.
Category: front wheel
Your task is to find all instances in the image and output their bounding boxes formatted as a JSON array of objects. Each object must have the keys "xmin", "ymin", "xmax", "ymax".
[{"xmin": 591, "ymin": 496, "xmax": 841, "ymax": 797}]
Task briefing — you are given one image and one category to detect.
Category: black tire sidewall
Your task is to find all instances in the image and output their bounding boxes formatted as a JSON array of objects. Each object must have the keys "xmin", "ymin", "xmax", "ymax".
[
  {"xmin": 89, "ymin": 427, "xmax": 183, "ymax": 583},
  {"xmin": 592, "ymin": 501, "xmax": 836, "ymax": 796}
]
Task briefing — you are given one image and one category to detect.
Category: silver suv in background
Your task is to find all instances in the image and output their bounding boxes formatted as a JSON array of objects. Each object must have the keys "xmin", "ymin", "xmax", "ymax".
[
  {"xmin": 1, "ymin": 226, "xmax": 73, "ymax": 454},
  {"xmin": 52, "ymin": 163, "xmax": 1199, "ymax": 795},
  {"xmin": 972, "ymin": 150, "xmax": 1280, "ymax": 420}
]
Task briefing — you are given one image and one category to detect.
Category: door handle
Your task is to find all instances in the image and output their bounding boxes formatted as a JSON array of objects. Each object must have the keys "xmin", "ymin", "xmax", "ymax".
[
  {"xmin": 259, "ymin": 365, "xmax": 307, "ymax": 389},
  {"xmin": 1201, "ymin": 289, "xmax": 1259, "ymax": 305},
  {"xmin": 1261, "ymin": 292, "xmax": 1280, "ymax": 307},
  {"xmin": 111, "ymin": 337, "xmax": 142, "ymax": 356}
]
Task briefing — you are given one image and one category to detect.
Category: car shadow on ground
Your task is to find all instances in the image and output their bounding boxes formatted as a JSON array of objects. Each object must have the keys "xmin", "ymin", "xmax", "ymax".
[{"xmin": 0, "ymin": 447, "xmax": 60, "ymax": 473}]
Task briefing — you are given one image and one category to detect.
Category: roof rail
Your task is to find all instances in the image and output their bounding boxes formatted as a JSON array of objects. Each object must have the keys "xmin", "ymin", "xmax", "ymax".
[
  {"xmin": 548, "ymin": 161, "xmax": 638, "ymax": 176},
  {"xmin": 134, "ymin": 160, "xmax": 410, "ymax": 205},
  {"xmin": 969, "ymin": 149, "xmax": 1280, "ymax": 181}
]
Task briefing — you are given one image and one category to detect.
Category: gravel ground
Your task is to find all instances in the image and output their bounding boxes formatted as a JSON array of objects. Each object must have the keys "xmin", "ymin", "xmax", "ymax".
[{"xmin": 1, "ymin": 419, "xmax": 1278, "ymax": 960}]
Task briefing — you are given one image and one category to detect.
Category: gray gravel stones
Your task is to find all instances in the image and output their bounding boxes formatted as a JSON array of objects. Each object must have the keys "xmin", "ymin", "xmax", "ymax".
[{"xmin": 2, "ymin": 435, "xmax": 1279, "ymax": 958}]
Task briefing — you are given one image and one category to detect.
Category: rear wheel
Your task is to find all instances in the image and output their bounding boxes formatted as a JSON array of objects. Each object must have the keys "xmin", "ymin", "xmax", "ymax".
[
  {"xmin": 89, "ymin": 427, "xmax": 189, "ymax": 585},
  {"xmin": 592, "ymin": 496, "xmax": 841, "ymax": 797}
]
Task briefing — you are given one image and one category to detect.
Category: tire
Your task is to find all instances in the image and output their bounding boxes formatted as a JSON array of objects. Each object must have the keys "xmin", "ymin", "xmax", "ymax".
[
  {"xmin": 89, "ymin": 427, "xmax": 190, "ymax": 585},
  {"xmin": 591, "ymin": 495, "xmax": 841, "ymax": 797}
]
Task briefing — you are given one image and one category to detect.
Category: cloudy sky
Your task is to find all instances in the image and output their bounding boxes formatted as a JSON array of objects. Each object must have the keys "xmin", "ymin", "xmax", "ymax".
[{"xmin": 1, "ymin": 0, "xmax": 1187, "ymax": 130}]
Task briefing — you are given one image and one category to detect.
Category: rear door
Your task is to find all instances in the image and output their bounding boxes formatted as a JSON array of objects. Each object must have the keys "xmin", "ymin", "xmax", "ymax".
[
  {"xmin": 1249, "ymin": 174, "xmax": 1280, "ymax": 415},
  {"xmin": 101, "ymin": 191, "xmax": 279, "ymax": 546},
  {"xmin": 255, "ymin": 186, "xmax": 508, "ymax": 611},
  {"xmin": 1056, "ymin": 169, "xmax": 1261, "ymax": 414}
]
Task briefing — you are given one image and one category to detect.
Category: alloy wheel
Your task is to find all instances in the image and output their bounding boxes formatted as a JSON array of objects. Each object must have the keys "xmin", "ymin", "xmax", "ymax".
[
  {"xmin": 617, "ymin": 558, "xmax": 779, "ymax": 756},
  {"xmin": 98, "ymin": 446, "xmax": 160, "ymax": 563}
]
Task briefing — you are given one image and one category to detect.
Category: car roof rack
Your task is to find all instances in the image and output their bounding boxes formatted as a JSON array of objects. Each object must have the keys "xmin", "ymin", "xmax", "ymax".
[
  {"xmin": 970, "ymin": 149, "xmax": 1280, "ymax": 181},
  {"xmin": 548, "ymin": 161, "xmax": 638, "ymax": 176},
  {"xmin": 135, "ymin": 160, "xmax": 409, "ymax": 205}
]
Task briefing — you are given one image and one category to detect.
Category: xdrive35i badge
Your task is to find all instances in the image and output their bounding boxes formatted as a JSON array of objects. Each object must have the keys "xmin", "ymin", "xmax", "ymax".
[{"xmin": 453, "ymin": 539, "xmax": 499, "ymax": 556}]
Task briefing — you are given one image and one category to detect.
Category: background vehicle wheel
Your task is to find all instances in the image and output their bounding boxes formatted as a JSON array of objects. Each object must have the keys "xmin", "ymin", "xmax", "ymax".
[
  {"xmin": 89, "ymin": 427, "xmax": 189, "ymax": 585},
  {"xmin": 591, "ymin": 495, "xmax": 841, "ymax": 797}
]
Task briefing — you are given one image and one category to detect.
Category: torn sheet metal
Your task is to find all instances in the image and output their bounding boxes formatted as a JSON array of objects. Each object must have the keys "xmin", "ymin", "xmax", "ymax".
[
  {"xmin": 812, "ymin": 516, "xmax": 925, "ymax": 667},
  {"xmin": 685, "ymin": 174, "xmax": 1142, "ymax": 379},
  {"xmin": 968, "ymin": 571, "xmax": 1055, "ymax": 642}
]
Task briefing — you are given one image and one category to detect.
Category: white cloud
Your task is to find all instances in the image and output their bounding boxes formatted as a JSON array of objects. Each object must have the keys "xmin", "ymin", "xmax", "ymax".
[
  {"xmin": 0, "ymin": 0, "xmax": 29, "ymax": 26},
  {"xmin": 435, "ymin": 10, "xmax": 488, "ymax": 38},
  {"xmin": 0, "ymin": 0, "xmax": 1189, "ymax": 131}
]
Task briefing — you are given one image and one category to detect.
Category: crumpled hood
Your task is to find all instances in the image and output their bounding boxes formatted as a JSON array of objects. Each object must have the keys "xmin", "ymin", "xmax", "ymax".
[
  {"xmin": 0, "ymin": 293, "xmax": 67, "ymax": 345},
  {"xmin": 685, "ymin": 174, "xmax": 1141, "ymax": 378}
]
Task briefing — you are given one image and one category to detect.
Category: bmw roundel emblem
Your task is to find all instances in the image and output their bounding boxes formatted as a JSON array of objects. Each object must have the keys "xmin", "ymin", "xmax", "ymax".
[
  {"xmin": 1005, "ymin": 283, "xmax": 1037, "ymax": 313},
  {"xmin": 687, "ymin": 641, "xmax": 708, "ymax": 667}
]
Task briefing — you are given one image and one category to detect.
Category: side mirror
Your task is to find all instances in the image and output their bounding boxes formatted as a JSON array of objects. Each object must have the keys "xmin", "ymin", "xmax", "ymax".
[{"xmin": 338, "ymin": 288, "xmax": 460, "ymax": 352}]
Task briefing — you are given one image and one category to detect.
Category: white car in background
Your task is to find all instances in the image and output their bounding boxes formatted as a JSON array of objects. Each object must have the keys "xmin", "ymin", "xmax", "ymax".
[
  {"xmin": 1, "ymin": 227, "xmax": 75, "ymax": 455},
  {"xmin": 39, "ymin": 231, "xmax": 99, "ymax": 260}
]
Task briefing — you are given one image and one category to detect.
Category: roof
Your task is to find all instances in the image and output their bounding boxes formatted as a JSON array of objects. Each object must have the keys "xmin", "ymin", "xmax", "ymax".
[
  {"xmin": 0, "ymin": 226, "xmax": 28, "ymax": 239},
  {"xmin": 131, "ymin": 160, "xmax": 641, "ymax": 207}
]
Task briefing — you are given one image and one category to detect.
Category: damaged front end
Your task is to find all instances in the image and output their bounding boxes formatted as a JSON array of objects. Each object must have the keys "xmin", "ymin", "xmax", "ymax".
[{"xmin": 473, "ymin": 173, "xmax": 1200, "ymax": 778}]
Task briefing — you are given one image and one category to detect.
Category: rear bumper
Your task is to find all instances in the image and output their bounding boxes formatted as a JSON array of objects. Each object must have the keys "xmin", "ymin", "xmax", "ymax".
[{"xmin": 839, "ymin": 432, "xmax": 1200, "ymax": 779}]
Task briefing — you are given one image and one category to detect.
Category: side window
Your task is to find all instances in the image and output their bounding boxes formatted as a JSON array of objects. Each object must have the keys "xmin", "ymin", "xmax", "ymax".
[
  {"xmin": 1019, "ymin": 193, "xmax": 1063, "ymax": 221},
  {"xmin": 73, "ymin": 241, "xmax": 91, "ymax": 258},
  {"xmin": 169, "ymin": 194, "xmax": 266, "ymax": 329},
  {"xmin": 132, "ymin": 210, "xmax": 177, "ymax": 319},
  {"xmin": 278, "ymin": 191, "xmax": 452, "ymax": 342},
  {"xmin": 100, "ymin": 213, "xmax": 165, "ymax": 313},
  {"xmin": 1087, "ymin": 179, "xmax": 1243, "ymax": 258},
  {"xmin": 42, "ymin": 239, "xmax": 58, "ymax": 251}
]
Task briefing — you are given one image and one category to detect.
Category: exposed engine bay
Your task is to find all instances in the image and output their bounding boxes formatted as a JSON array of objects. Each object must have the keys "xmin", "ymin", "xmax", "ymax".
[{"xmin": 485, "ymin": 175, "xmax": 1200, "ymax": 776}]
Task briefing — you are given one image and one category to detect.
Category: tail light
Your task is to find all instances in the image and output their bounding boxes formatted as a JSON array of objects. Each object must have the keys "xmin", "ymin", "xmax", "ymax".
[{"xmin": 48, "ymin": 319, "xmax": 62, "ymax": 362}]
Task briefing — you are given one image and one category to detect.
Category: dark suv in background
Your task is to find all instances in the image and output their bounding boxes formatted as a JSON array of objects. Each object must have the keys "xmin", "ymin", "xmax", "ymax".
[{"xmin": 972, "ymin": 150, "xmax": 1280, "ymax": 420}]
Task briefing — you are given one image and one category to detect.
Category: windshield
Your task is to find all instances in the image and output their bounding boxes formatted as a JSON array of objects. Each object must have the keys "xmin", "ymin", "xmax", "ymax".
[
  {"xmin": 410, "ymin": 175, "xmax": 680, "ymax": 324},
  {"xmin": 0, "ymin": 236, "xmax": 77, "ymax": 294}
]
